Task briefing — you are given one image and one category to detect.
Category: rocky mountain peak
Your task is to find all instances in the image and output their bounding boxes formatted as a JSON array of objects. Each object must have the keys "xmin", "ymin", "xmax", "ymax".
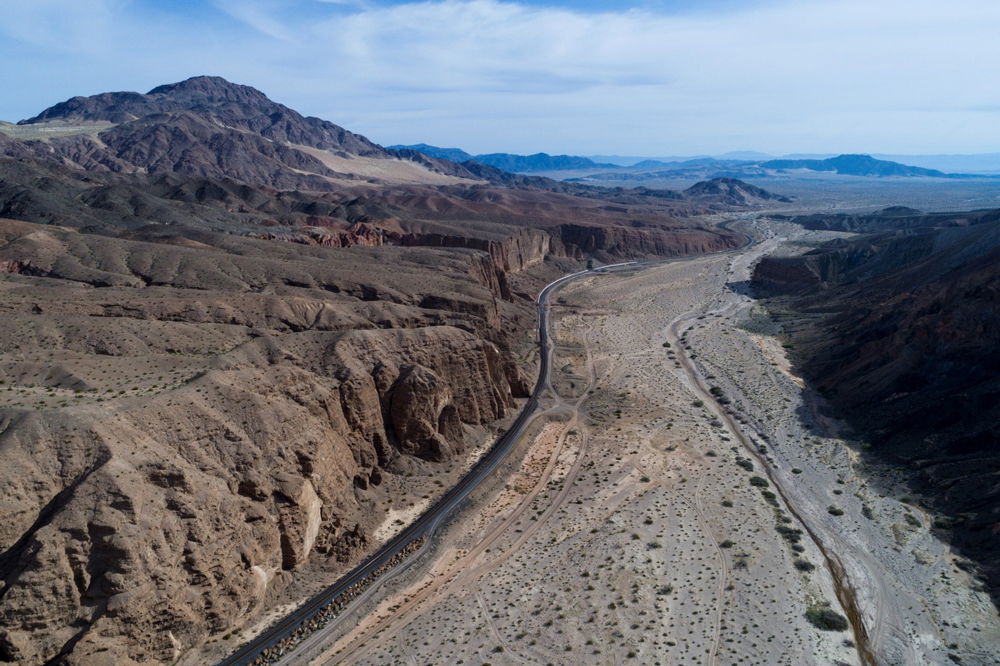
[
  {"xmin": 146, "ymin": 75, "xmax": 269, "ymax": 104},
  {"xmin": 17, "ymin": 74, "xmax": 387, "ymax": 173},
  {"xmin": 21, "ymin": 75, "xmax": 278, "ymax": 125},
  {"xmin": 684, "ymin": 177, "xmax": 792, "ymax": 205}
]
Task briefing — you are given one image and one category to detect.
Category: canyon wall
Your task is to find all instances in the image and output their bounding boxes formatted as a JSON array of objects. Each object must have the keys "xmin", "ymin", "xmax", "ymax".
[
  {"xmin": 0, "ymin": 219, "xmax": 533, "ymax": 664},
  {"xmin": 751, "ymin": 220, "xmax": 1000, "ymax": 605}
]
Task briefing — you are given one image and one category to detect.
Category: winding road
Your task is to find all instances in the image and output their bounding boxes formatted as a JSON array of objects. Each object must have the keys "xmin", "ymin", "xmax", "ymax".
[{"xmin": 217, "ymin": 261, "xmax": 638, "ymax": 666}]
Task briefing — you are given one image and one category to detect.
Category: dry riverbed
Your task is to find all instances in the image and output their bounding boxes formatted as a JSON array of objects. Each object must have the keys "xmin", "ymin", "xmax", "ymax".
[{"xmin": 293, "ymin": 219, "xmax": 1000, "ymax": 666}]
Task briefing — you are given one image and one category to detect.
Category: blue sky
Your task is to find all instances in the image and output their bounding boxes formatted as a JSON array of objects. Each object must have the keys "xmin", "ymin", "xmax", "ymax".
[{"xmin": 1, "ymin": 0, "xmax": 998, "ymax": 155}]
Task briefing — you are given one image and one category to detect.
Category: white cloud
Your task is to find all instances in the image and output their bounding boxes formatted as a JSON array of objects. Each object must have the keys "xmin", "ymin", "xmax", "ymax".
[
  {"xmin": 213, "ymin": 0, "xmax": 298, "ymax": 41},
  {"xmin": 1, "ymin": 0, "xmax": 998, "ymax": 154}
]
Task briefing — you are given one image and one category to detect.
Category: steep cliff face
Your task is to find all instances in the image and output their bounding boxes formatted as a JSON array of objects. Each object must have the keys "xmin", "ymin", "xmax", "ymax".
[
  {"xmin": 0, "ymin": 219, "xmax": 532, "ymax": 664},
  {"xmin": 770, "ymin": 206, "xmax": 1000, "ymax": 233},
  {"xmin": 556, "ymin": 223, "xmax": 739, "ymax": 260},
  {"xmin": 0, "ymin": 326, "xmax": 525, "ymax": 664},
  {"xmin": 751, "ymin": 219, "xmax": 1000, "ymax": 604}
]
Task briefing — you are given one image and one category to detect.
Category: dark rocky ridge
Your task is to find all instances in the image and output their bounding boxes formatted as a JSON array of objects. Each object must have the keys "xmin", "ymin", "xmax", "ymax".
[
  {"xmin": 684, "ymin": 177, "xmax": 793, "ymax": 205},
  {"xmin": 752, "ymin": 216, "xmax": 1000, "ymax": 604},
  {"xmin": 21, "ymin": 75, "xmax": 386, "ymax": 157},
  {"xmin": 770, "ymin": 206, "xmax": 1000, "ymax": 233}
]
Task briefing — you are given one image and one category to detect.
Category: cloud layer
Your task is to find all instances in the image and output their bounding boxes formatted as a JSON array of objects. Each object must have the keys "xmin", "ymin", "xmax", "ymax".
[{"xmin": 1, "ymin": 0, "xmax": 999, "ymax": 154}]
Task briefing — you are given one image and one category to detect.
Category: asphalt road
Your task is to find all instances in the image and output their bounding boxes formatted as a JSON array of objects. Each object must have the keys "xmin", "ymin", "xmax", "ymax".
[{"xmin": 217, "ymin": 260, "xmax": 637, "ymax": 666}]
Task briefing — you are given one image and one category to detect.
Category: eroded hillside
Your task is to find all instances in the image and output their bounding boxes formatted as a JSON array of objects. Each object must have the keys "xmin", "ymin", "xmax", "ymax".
[{"xmin": 0, "ymin": 76, "xmax": 759, "ymax": 663}]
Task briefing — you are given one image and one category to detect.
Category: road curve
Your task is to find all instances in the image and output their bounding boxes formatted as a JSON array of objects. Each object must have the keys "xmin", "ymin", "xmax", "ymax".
[{"xmin": 216, "ymin": 261, "xmax": 638, "ymax": 666}]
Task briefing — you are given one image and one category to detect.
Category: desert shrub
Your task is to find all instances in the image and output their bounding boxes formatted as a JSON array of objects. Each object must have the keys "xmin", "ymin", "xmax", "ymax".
[
  {"xmin": 805, "ymin": 605, "xmax": 849, "ymax": 631},
  {"xmin": 749, "ymin": 476, "xmax": 769, "ymax": 488},
  {"xmin": 827, "ymin": 506, "xmax": 844, "ymax": 516},
  {"xmin": 776, "ymin": 525, "xmax": 803, "ymax": 544}
]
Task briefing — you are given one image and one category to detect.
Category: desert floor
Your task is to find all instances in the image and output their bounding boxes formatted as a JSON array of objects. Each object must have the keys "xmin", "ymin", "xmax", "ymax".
[{"xmin": 280, "ymin": 218, "xmax": 1000, "ymax": 666}]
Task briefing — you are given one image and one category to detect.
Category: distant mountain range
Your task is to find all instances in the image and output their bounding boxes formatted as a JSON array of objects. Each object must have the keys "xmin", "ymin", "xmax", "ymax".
[
  {"xmin": 591, "ymin": 152, "xmax": 1000, "ymax": 174},
  {"xmin": 759, "ymin": 154, "xmax": 949, "ymax": 177},
  {"xmin": 569, "ymin": 153, "xmax": 980, "ymax": 182},
  {"xmin": 389, "ymin": 144, "xmax": 618, "ymax": 172},
  {"xmin": 391, "ymin": 144, "xmax": 996, "ymax": 179}
]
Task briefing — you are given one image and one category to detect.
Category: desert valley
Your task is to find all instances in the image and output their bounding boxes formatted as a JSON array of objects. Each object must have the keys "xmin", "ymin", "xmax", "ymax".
[{"xmin": 0, "ymin": 59, "xmax": 998, "ymax": 666}]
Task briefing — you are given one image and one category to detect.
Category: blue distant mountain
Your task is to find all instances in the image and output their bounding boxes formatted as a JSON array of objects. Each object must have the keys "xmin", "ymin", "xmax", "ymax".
[
  {"xmin": 392, "ymin": 145, "xmax": 979, "ymax": 179},
  {"xmin": 760, "ymin": 154, "xmax": 952, "ymax": 177},
  {"xmin": 388, "ymin": 143, "xmax": 473, "ymax": 162},
  {"xmin": 390, "ymin": 144, "xmax": 619, "ymax": 172}
]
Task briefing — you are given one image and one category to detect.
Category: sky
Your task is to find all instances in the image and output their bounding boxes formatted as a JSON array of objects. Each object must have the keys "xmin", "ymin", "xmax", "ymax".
[{"xmin": 1, "ymin": 0, "xmax": 999, "ymax": 156}]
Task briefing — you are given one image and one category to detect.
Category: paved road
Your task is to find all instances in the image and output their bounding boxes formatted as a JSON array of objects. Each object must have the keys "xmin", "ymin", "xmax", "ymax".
[{"xmin": 217, "ymin": 261, "xmax": 638, "ymax": 666}]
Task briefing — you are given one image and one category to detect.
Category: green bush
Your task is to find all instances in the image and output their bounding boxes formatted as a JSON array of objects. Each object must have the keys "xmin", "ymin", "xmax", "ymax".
[
  {"xmin": 805, "ymin": 605, "xmax": 849, "ymax": 631},
  {"xmin": 775, "ymin": 525, "xmax": 803, "ymax": 544}
]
